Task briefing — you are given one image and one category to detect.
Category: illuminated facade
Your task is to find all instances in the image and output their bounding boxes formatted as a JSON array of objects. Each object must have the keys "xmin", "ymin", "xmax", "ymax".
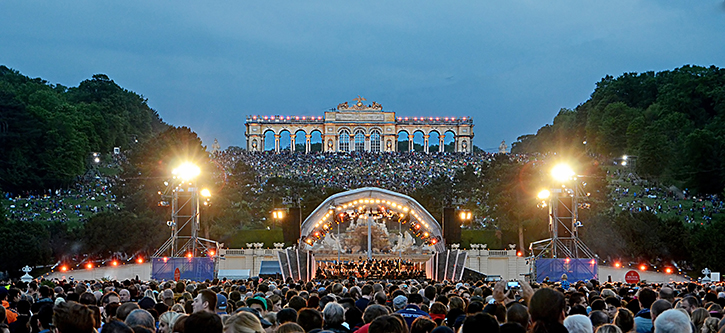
[{"xmin": 244, "ymin": 97, "xmax": 474, "ymax": 153}]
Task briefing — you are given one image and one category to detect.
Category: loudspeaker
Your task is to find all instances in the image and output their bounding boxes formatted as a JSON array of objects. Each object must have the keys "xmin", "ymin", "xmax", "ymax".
[
  {"xmin": 283, "ymin": 208, "xmax": 302, "ymax": 246},
  {"xmin": 443, "ymin": 208, "xmax": 461, "ymax": 245}
]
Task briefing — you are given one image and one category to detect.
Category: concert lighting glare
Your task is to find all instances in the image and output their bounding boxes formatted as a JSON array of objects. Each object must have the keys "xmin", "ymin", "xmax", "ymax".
[
  {"xmin": 537, "ymin": 190, "xmax": 551, "ymax": 199},
  {"xmin": 665, "ymin": 267, "xmax": 673, "ymax": 274},
  {"xmin": 60, "ymin": 265, "xmax": 68, "ymax": 272},
  {"xmin": 209, "ymin": 250, "xmax": 215, "ymax": 256},
  {"xmin": 173, "ymin": 163, "xmax": 201, "ymax": 181},
  {"xmin": 86, "ymin": 263, "xmax": 93, "ymax": 269},
  {"xmin": 111, "ymin": 260, "xmax": 119, "ymax": 266},
  {"xmin": 163, "ymin": 257, "xmax": 168, "ymax": 262},
  {"xmin": 200, "ymin": 188, "xmax": 211, "ymax": 197},
  {"xmin": 186, "ymin": 252, "xmax": 193, "ymax": 258},
  {"xmin": 614, "ymin": 262, "xmax": 621, "ymax": 268},
  {"xmin": 137, "ymin": 257, "xmax": 144, "ymax": 264},
  {"xmin": 551, "ymin": 164, "xmax": 575, "ymax": 182},
  {"xmin": 517, "ymin": 251, "xmax": 523, "ymax": 257},
  {"xmin": 640, "ymin": 264, "xmax": 647, "ymax": 271}
]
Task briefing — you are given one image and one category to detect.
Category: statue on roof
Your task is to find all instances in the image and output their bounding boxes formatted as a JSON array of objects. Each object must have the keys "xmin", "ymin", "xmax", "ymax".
[
  {"xmin": 211, "ymin": 138, "xmax": 221, "ymax": 154},
  {"xmin": 499, "ymin": 140, "xmax": 508, "ymax": 154}
]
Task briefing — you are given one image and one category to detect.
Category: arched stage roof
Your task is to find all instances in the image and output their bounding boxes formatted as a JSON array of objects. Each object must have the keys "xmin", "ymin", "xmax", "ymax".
[{"xmin": 300, "ymin": 187, "xmax": 446, "ymax": 252}]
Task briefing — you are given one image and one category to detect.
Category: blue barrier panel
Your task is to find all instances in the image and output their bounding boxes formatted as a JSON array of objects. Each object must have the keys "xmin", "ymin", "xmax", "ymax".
[
  {"xmin": 151, "ymin": 257, "xmax": 215, "ymax": 281},
  {"xmin": 535, "ymin": 258, "xmax": 598, "ymax": 283}
]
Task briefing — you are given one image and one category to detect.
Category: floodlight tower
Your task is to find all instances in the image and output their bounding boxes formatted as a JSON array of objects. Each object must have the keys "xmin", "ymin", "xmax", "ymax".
[
  {"xmin": 154, "ymin": 163, "xmax": 215, "ymax": 258},
  {"xmin": 531, "ymin": 164, "xmax": 595, "ymax": 259}
]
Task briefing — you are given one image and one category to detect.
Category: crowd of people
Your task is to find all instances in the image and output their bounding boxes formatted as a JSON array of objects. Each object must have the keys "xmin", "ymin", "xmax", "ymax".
[
  {"xmin": 610, "ymin": 171, "xmax": 724, "ymax": 224},
  {"xmin": 315, "ymin": 260, "xmax": 426, "ymax": 280},
  {"xmin": 0, "ymin": 273, "xmax": 720, "ymax": 333},
  {"xmin": 212, "ymin": 150, "xmax": 494, "ymax": 193},
  {"xmin": 3, "ymin": 176, "xmax": 120, "ymax": 225}
]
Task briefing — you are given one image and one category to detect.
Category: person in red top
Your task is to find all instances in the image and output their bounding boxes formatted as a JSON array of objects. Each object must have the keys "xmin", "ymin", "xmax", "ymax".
[{"xmin": 0, "ymin": 288, "xmax": 17, "ymax": 324}]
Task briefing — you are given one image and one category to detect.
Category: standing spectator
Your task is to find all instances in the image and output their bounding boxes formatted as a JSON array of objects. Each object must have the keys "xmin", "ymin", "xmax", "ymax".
[
  {"xmin": 192, "ymin": 290, "xmax": 216, "ymax": 313},
  {"xmin": 224, "ymin": 311, "xmax": 264, "ymax": 333},
  {"xmin": 185, "ymin": 311, "xmax": 222, "ymax": 333},
  {"xmin": 53, "ymin": 301, "xmax": 96, "ymax": 333},
  {"xmin": 654, "ymin": 309, "xmax": 692, "ymax": 333}
]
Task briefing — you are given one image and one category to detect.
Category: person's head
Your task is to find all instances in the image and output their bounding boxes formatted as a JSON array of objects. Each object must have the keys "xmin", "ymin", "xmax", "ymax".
[
  {"xmin": 53, "ymin": 301, "xmax": 97, "ymax": 333},
  {"xmin": 186, "ymin": 311, "xmax": 222, "ymax": 333},
  {"xmin": 101, "ymin": 319, "xmax": 134, "ymax": 333},
  {"xmin": 124, "ymin": 309, "xmax": 155, "ymax": 331},
  {"xmin": 499, "ymin": 323, "xmax": 526, "ymax": 333},
  {"xmin": 246, "ymin": 296, "xmax": 268, "ymax": 315},
  {"xmin": 193, "ymin": 290, "xmax": 217, "ymax": 313},
  {"xmin": 323, "ymin": 302, "xmax": 345, "ymax": 327},
  {"xmin": 692, "ymin": 308, "xmax": 710, "ymax": 328},
  {"xmin": 461, "ymin": 312, "xmax": 499, "ymax": 333},
  {"xmin": 277, "ymin": 308, "xmax": 297, "ymax": 324},
  {"xmin": 102, "ymin": 291, "xmax": 121, "ymax": 306},
  {"xmin": 563, "ymin": 314, "xmax": 593, "ymax": 333},
  {"xmin": 393, "ymin": 295, "xmax": 408, "ymax": 311},
  {"xmin": 79, "ymin": 292, "xmax": 97, "ymax": 306},
  {"xmin": 638, "ymin": 288, "xmax": 657, "ymax": 309},
  {"xmin": 368, "ymin": 315, "xmax": 409, "ymax": 333},
  {"xmin": 683, "ymin": 296, "xmax": 700, "ymax": 314},
  {"xmin": 570, "ymin": 293, "xmax": 587, "ymax": 308},
  {"xmin": 701, "ymin": 317, "xmax": 719, "ymax": 333},
  {"xmin": 613, "ymin": 308, "xmax": 635, "ymax": 333},
  {"xmin": 596, "ymin": 324, "xmax": 623, "ymax": 333},
  {"xmin": 589, "ymin": 310, "xmax": 609, "ymax": 328},
  {"xmin": 35, "ymin": 304, "xmax": 54, "ymax": 331},
  {"xmin": 529, "ymin": 288, "xmax": 566, "ymax": 324},
  {"xmin": 116, "ymin": 302, "xmax": 140, "ymax": 321},
  {"xmin": 159, "ymin": 311, "xmax": 183, "ymax": 333},
  {"xmin": 275, "ymin": 322, "xmax": 305, "ymax": 333},
  {"xmin": 410, "ymin": 316, "xmax": 437, "ymax": 333},
  {"xmin": 654, "ymin": 309, "xmax": 693, "ymax": 333},
  {"xmin": 659, "ymin": 287, "xmax": 675, "ymax": 303},
  {"xmin": 604, "ymin": 296, "xmax": 621, "ymax": 320},
  {"xmin": 363, "ymin": 304, "xmax": 390, "ymax": 324},
  {"xmin": 651, "ymin": 299, "xmax": 673, "ymax": 322},
  {"xmin": 297, "ymin": 308, "xmax": 323, "ymax": 332},
  {"xmin": 223, "ymin": 311, "xmax": 264, "ymax": 333},
  {"xmin": 506, "ymin": 303, "xmax": 530, "ymax": 329},
  {"xmin": 119, "ymin": 289, "xmax": 131, "ymax": 302}
]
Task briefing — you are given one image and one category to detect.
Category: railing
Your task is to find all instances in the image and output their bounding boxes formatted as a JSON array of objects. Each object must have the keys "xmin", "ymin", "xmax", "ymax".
[
  {"xmin": 487, "ymin": 250, "xmax": 510, "ymax": 257},
  {"xmin": 246, "ymin": 115, "xmax": 324, "ymax": 123}
]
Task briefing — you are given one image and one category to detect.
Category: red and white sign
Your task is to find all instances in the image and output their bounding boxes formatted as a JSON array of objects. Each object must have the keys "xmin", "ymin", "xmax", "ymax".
[
  {"xmin": 174, "ymin": 268, "xmax": 181, "ymax": 281},
  {"xmin": 625, "ymin": 270, "xmax": 640, "ymax": 284}
]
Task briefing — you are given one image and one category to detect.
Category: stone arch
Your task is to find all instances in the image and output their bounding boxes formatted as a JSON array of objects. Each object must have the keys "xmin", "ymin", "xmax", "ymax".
[
  {"xmin": 278, "ymin": 129, "xmax": 292, "ymax": 152},
  {"xmin": 293, "ymin": 129, "xmax": 307, "ymax": 152},
  {"xmin": 300, "ymin": 187, "xmax": 445, "ymax": 252},
  {"xmin": 263, "ymin": 129, "xmax": 276, "ymax": 151},
  {"xmin": 428, "ymin": 130, "xmax": 441, "ymax": 153},
  {"xmin": 310, "ymin": 129, "xmax": 323, "ymax": 152},
  {"xmin": 412, "ymin": 130, "xmax": 425, "ymax": 153},
  {"xmin": 397, "ymin": 130, "xmax": 411, "ymax": 152}
]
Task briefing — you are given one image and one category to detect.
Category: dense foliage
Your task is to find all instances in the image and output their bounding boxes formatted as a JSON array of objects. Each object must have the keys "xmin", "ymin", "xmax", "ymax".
[
  {"xmin": 0, "ymin": 66, "xmax": 166, "ymax": 192},
  {"xmin": 513, "ymin": 65, "xmax": 725, "ymax": 195}
]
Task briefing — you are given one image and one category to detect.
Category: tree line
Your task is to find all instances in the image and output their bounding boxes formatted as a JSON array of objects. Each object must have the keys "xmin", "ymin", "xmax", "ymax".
[{"xmin": 0, "ymin": 66, "xmax": 167, "ymax": 192}]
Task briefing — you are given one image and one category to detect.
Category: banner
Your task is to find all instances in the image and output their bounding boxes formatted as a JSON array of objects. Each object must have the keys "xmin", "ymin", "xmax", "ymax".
[
  {"xmin": 151, "ymin": 257, "xmax": 215, "ymax": 281},
  {"xmin": 535, "ymin": 258, "xmax": 598, "ymax": 283}
]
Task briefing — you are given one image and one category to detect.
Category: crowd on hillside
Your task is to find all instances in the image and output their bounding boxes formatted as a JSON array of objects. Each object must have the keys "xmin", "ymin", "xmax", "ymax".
[
  {"xmin": 0, "ymin": 274, "xmax": 719, "ymax": 333},
  {"xmin": 609, "ymin": 170, "xmax": 724, "ymax": 224},
  {"xmin": 212, "ymin": 150, "xmax": 495, "ymax": 193},
  {"xmin": 3, "ymin": 175, "xmax": 120, "ymax": 225}
]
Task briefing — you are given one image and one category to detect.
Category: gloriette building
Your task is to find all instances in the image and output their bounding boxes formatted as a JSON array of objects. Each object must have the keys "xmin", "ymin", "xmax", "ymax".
[{"xmin": 244, "ymin": 96, "xmax": 474, "ymax": 153}]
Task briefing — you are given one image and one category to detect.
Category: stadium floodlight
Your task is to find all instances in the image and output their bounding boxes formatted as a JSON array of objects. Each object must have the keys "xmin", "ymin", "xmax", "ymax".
[
  {"xmin": 537, "ymin": 189, "xmax": 551, "ymax": 200},
  {"xmin": 173, "ymin": 162, "xmax": 201, "ymax": 181},
  {"xmin": 551, "ymin": 164, "xmax": 575, "ymax": 183}
]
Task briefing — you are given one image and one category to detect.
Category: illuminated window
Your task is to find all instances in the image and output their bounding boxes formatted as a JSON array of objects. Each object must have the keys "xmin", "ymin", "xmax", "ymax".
[
  {"xmin": 339, "ymin": 130, "xmax": 350, "ymax": 152},
  {"xmin": 371, "ymin": 130, "xmax": 381, "ymax": 152},
  {"xmin": 354, "ymin": 130, "xmax": 365, "ymax": 151}
]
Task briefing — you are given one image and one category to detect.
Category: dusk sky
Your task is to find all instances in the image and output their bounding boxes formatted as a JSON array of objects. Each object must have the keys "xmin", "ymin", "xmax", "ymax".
[{"xmin": 2, "ymin": 1, "xmax": 724, "ymax": 151}]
